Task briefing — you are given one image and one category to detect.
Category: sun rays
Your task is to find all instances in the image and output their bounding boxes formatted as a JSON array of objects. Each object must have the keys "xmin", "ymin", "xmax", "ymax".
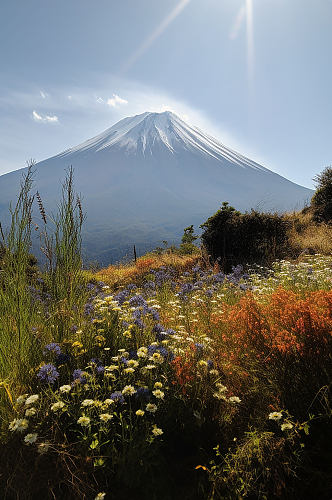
[
  {"xmin": 246, "ymin": 0, "xmax": 254, "ymax": 92},
  {"xmin": 119, "ymin": 0, "xmax": 191, "ymax": 76}
]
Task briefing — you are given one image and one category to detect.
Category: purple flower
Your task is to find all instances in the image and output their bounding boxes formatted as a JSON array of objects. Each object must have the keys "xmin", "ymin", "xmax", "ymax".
[
  {"xmin": 110, "ymin": 391, "xmax": 125, "ymax": 404},
  {"xmin": 129, "ymin": 295, "xmax": 147, "ymax": 307},
  {"xmin": 153, "ymin": 323, "xmax": 163, "ymax": 334},
  {"xmin": 156, "ymin": 331, "xmax": 168, "ymax": 342},
  {"xmin": 37, "ymin": 363, "xmax": 59, "ymax": 384},
  {"xmin": 178, "ymin": 283, "xmax": 194, "ymax": 300},
  {"xmin": 213, "ymin": 272, "xmax": 225, "ymax": 284},
  {"xmin": 134, "ymin": 318, "xmax": 144, "ymax": 329},
  {"xmin": 114, "ymin": 289, "xmax": 129, "ymax": 305},
  {"xmin": 144, "ymin": 280, "xmax": 156, "ymax": 290},
  {"xmin": 135, "ymin": 387, "xmax": 151, "ymax": 401},
  {"xmin": 84, "ymin": 303, "xmax": 94, "ymax": 316},
  {"xmin": 43, "ymin": 343, "xmax": 61, "ymax": 356},
  {"xmin": 73, "ymin": 369, "xmax": 86, "ymax": 384}
]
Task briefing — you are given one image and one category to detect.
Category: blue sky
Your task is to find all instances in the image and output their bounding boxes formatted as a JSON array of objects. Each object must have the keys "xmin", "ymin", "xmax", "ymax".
[{"xmin": 0, "ymin": 0, "xmax": 331, "ymax": 188}]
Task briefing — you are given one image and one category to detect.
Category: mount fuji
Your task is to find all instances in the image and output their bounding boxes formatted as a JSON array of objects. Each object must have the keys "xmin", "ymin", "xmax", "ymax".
[{"xmin": 0, "ymin": 111, "xmax": 313, "ymax": 263}]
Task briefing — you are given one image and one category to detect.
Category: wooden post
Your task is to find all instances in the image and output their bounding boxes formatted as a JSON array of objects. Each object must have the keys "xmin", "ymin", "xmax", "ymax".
[{"xmin": 134, "ymin": 245, "xmax": 137, "ymax": 263}]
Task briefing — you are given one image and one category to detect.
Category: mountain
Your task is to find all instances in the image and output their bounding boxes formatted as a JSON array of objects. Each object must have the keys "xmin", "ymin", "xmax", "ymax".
[{"xmin": 0, "ymin": 111, "xmax": 313, "ymax": 264}]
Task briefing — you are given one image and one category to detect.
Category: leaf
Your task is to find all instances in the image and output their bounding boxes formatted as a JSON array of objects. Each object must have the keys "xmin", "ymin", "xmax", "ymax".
[{"xmin": 90, "ymin": 439, "xmax": 99, "ymax": 450}]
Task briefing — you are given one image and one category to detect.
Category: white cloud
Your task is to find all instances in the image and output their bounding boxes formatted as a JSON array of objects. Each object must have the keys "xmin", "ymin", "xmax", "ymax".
[
  {"xmin": 32, "ymin": 110, "xmax": 58, "ymax": 123},
  {"xmin": 229, "ymin": 5, "xmax": 246, "ymax": 40},
  {"xmin": 40, "ymin": 90, "xmax": 48, "ymax": 99},
  {"xmin": 67, "ymin": 95, "xmax": 72, "ymax": 100},
  {"xmin": 45, "ymin": 114, "xmax": 58, "ymax": 122},
  {"xmin": 107, "ymin": 94, "xmax": 128, "ymax": 108}
]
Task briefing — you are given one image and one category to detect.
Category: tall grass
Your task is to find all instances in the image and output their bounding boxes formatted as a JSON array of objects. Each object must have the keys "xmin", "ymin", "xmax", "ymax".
[
  {"xmin": 0, "ymin": 167, "xmax": 89, "ymax": 430},
  {"xmin": 41, "ymin": 167, "xmax": 89, "ymax": 341},
  {"xmin": 0, "ymin": 164, "xmax": 39, "ymax": 388}
]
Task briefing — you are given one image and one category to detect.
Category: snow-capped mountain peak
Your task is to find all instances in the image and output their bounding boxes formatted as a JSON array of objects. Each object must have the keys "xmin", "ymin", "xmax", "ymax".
[{"xmin": 57, "ymin": 111, "xmax": 267, "ymax": 171}]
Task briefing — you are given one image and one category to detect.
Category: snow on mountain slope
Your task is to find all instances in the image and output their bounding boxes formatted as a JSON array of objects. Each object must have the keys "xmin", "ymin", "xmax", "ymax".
[
  {"xmin": 58, "ymin": 111, "xmax": 268, "ymax": 171},
  {"xmin": 0, "ymin": 111, "xmax": 313, "ymax": 264}
]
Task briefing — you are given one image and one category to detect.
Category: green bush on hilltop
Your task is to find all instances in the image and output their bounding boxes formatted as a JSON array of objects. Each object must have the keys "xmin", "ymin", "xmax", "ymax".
[{"xmin": 200, "ymin": 201, "xmax": 291, "ymax": 270}]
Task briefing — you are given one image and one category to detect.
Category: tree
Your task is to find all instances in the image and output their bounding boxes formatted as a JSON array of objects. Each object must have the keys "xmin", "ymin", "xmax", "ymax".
[
  {"xmin": 179, "ymin": 225, "xmax": 199, "ymax": 254},
  {"xmin": 311, "ymin": 166, "xmax": 332, "ymax": 223}
]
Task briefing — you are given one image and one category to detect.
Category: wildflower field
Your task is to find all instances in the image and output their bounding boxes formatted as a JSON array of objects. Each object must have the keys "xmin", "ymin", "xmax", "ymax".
[{"xmin": 0, "ymin": 171, "xmax": 331, "ymax": 499}]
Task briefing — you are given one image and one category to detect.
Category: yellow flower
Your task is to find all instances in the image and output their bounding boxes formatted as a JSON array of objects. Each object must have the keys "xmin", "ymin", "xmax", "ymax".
[
  {"xmin": 228, "ymin": 396, "xmax": 241, "ymax": 404},
  {"xmin": 152, "ymin": 389, "xmax": 165, "ymax": 400},
  {"xmin": 25, "ymin": 407, "xmax": 37, "ymax": 417},
  {"xmin": 124, "ymin": 367, "xmax": 135, "ymax": 374},
  {"xmin": 146, "ymin": 403, "xmax": 157, "ymax": 413},
  {"xmin": 51, "ymin": 401, "xmax": 65, "ymax": 412},
  {"xmin": 152, "ymin": 425, "xmax": 163, "ymax": 436},
  {"xmin": 24, "ymin": 433, "xmax": 38, "ymax": 445},
  {"xmin": 99, "ymin": 413, "xmax": 113, "ymax": 422},
  {"xmin": 122, "ymin": 385, "xmax": 136, "ymax": 396},
  {"xmin": 59, "ymin": 385, "xmax": 71, "ymax": 393},
  {"xmin": 25, "ymin": 394, "xmax": 39, "ymax": 406},
  {"xmin": 95, "ymin": 493, "xmax": 106, "ymax": 500},
  {"xmin": 72, "ymin": 341, "xmax": 83, "ymax": 349},
  {"xmin": 103, "ymin": 399, "xmax": 115, "ymax": 406},
  {"xmin": 77, "ymin": 416, "xmax": 91, "ymax": 427},
  {"xmin": 81, "ymin": 399, "xmax": 94, "ymax": 407},
  {"xmin": 16, "ymin": 394, "xmax": 28, "ymax": 405},
  {"xmin": 197, "ymin": 360, "xmax": 208, "ymax": 369},
  {"xmin": 281, "ymin": 422, "xmax": 293, "ymax": 431},
  {"xmin": 136, "ymin": 409, "xmax": 145, "ymax": 417},
  {"xmin": 127, "ymin": 360, "xmax": 139, "ymax": 368},
  {"xmin": 9, "ymin": 418, "xmax": 29, "ymax": 432},
  {"xmin": 137, "ymin": 347, "xmax": 148, "ymax": 358},
  {"xmin": 268, "ymin": 411, "xmax": 283, "ymax": 421},
  {"xmin": 95, "ymin": 335, "xmax": 106, "ymax": 342}
]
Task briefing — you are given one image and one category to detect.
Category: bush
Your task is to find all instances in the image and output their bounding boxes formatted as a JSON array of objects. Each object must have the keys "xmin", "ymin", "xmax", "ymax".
[{"xmin": 201, "ymin": 202, "xmax": 290, "ymax": 270}]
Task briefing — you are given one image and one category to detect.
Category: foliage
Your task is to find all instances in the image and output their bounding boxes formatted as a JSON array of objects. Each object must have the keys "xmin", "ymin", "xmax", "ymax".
[
  {"xmin": 201, "ymin": 202, "xmax": 290, "ymax": 270},
  {"xmin": 179, "ymin": 225, "xmax": 199, "ymax": 255},
  {"xmin": 311, "ymin": 166, "xmax": 332, "ymax": 223}
]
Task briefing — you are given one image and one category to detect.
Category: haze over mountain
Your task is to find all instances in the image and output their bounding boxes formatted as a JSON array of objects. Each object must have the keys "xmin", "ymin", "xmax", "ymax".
[{"xmin": 0, "ymin": 111, "xmax": 313, "ymax": 264}]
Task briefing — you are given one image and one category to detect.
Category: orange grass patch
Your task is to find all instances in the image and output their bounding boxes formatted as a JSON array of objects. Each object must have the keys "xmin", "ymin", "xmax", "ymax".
[{"xmin": 95, "ymin": 253, "xmax": 200, "ymax": 288}]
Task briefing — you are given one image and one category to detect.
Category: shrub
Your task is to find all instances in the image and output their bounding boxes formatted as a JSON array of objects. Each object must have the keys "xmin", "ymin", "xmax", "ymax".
[{"xmin": 201, "ymin": 202, "xmax": 290, "ymax": 270}]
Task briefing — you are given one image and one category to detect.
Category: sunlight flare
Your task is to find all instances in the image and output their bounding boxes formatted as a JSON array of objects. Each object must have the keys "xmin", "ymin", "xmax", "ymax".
[
  {"xmin": 246, "ymin": 0, "xmax": 254, "ymax": 90},
  {"xmin": 119, "ymin": 0, "xmax": 191, "ymax": 75}
]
